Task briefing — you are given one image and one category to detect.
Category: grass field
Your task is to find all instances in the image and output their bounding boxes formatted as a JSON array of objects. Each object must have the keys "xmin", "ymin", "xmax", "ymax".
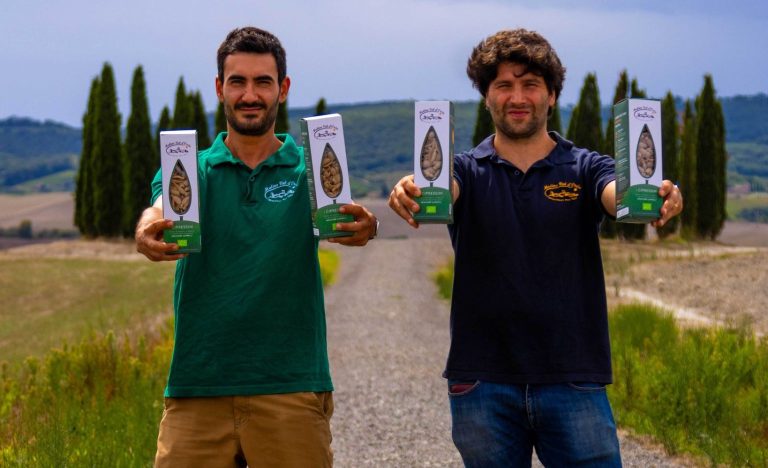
[
  {"xmin": 727, "ymin": 192, "xmax": 768, "ymax": 221},
  {"xmin": 0, "ymin": 257, "xmax": 175, "ymax": 364},
  {"xmin": 0, "ymin": 192, "xmax": 75, "ymax": 231},
  {"xmin": 0, "ymin": 247, "xmax": 339, "ymax": 365},
  {"xmin": 0, "ymin": 243, "xmax": 340, "ymax": 465},
  {"xmin": 3, "ymin": 170, "xmax": 76, "ymax": 194}
]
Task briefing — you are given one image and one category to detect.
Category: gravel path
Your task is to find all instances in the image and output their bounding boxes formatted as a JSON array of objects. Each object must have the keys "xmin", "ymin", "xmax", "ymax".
[{"xmin": 324, "ymin": 237, "xmax": 696, "ymax": 467}]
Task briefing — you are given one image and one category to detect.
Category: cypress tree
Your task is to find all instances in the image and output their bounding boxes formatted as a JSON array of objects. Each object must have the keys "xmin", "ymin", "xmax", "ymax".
[
  {"xmin": 155, "ymin": 105, "xmax": 171, "ymax": 169},
  {"xmin": 604, "ymin": 70, "xmax": 629, "ymax": 156},
  {"xmin": 123, "ymin": 65, "xmax": 155, "ymax": 237},
  {"xmin": 214, "ymin": 101, "xmax": 227, "ymax": 136},
  {"xmin": 695, "ymin": 75, "xmax": 726, "ymax": 240},
  {"xmin": 275, "ymin": 98, "xmax": 289, "ymax": 134},
  {"xmin": 565, "ymin": 104, "xmax": 579, "ymax": 142},
  {"xmin": 547, "ymin": 102, "xmax": 562, "ymax": 135},
  {"xmin": 656, "ymin": 91, "xmax": 680, "ymax": 239},
  {"xmin": 566, "ymin": 73, "xmax": 602, "ymax": 151},
  {"xmin": 679, "ymin": 100, "xmax": 697, "ymax": 240},
  {"xmin": 74, "ymin": 76, "xmax": 100, "ymax": 237},
  {"xmin": 617, "ymin": 77, "xmax": 648, "ymax": 241},
  {"xmin": 190, "ymin": 91, "xmax": 211, "ymax": 149},
  {"xmin": 91, "ymin": 62, "xmax": 123, "ymax": 237},
  {"xmin": 472, "ymin": 99, "xmax": 495, "ymax": 146},
  {"xmin": 172, "ymin": 77, "xmax": 194, "ymax": 129},
  {"xmin": 600, "ymin": 70, "xmax": 629, "ymax": 239},
  {"xmin": 315, "ymin": 97, "xmax": 328, "ymax": 116},
  {"xmin": 630, "ymin": 78, "xmax": 647, "ymax": 99}
]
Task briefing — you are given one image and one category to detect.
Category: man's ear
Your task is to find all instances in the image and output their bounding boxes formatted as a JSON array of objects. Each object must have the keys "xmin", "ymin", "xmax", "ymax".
[
  {"xmin": 215, "ymin": 75, "xmax": 224, "ymax": 103},
  {"xmin": 279, "ymin": 76, "xmax": 291, "ymax": 103}
]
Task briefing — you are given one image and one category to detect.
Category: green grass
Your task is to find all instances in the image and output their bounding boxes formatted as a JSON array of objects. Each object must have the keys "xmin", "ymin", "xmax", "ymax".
[
  {"xmin": 432, "ymin": 260, "xmax": 454, "ymax": 300},
  {"xmin": 318, "ymin": 248, "xmax": 340, "ymax": 286},
  {"xmin": 5, "ymin": 169, "xmax": 76, "ymax": 194},
  {"xmin": 727, "ymin": 192, "xmax": 768, "ymax": 221},
  {"xmin": 0, "ymin": 257, "xmax": 176, "ymax": 364},
  {"xmin": 609, "ymin": 304, "xmax": 768, "ymax": 466},
  {"xmin": 1, "ymin": 328, "xmax": 172, "ymax": 467}
]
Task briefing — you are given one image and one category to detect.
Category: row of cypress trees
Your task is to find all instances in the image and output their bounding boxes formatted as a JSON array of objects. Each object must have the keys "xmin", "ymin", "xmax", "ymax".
[
  {"xmin": 75, "ymin": 65, "xmax": 218, "ymax": 238},
  {"xmin": 471, "ymin": 71, "xmax": 727, "ymax": 241}
]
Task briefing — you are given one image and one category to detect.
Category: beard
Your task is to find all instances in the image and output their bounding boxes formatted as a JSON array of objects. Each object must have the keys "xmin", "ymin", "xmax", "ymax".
[
  {"xmin": 223, "ymin": 95, "xmax": 280, "ymax": 137},
  {"xmin": 491, "ymin": 104, "xmax": 545, "ymax": 140}
]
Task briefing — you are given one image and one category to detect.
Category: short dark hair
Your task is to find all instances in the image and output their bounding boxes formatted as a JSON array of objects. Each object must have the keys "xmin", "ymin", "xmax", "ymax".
[
  {"xmin": 217, "ymin": 27, "xmax": 287, "ymax": 84},
  {"xmin": 466, "ymin": 29, "xmax": 565, "ymax": 100}
]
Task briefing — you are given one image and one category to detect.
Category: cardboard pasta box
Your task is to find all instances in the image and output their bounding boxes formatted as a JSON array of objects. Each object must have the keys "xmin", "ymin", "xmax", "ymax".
[
  {"xmin": 413, "ymin": 101, "xmax": 454, "ymax": 224},
  {"xmin": 301, "ymin": 114, "xmax": 354, "ymax": 239},
  {"xmin": 614, "ymin": 98, "xmax": 663, "ymax": 223},
  {"xmin": 160, "ymin": 130, "xmax": 201, "ymax": 252}
]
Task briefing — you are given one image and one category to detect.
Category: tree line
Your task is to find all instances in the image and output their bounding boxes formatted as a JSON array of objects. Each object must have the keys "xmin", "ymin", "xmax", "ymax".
[
  {"xmin": 471, "ymin": 70, "xmax": 727, "ymax": 241},
  {"xmin": 73, "ymin": 63, "xmax": 297, "ymax": 238}
]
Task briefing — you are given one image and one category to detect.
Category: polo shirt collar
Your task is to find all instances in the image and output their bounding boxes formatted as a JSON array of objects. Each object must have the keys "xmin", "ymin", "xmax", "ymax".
[
  {"xmin": 470, "ymin": 131, "xmax": 576, "ymax": 166},
  {"xmin": 207, "ymin": 132, "xmax": 300, "ymax": 169}
]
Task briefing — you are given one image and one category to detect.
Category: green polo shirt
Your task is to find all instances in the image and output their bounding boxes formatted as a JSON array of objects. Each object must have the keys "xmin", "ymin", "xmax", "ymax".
[{"xmin": 151, "ymin": 133, "xmax": 332, "ymax": 397}]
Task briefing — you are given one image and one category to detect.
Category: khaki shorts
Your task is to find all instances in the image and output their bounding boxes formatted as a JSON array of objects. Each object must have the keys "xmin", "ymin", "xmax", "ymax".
[{"xmin": 155, "ymin": 392, "xmax": 334, "ymax": 468}]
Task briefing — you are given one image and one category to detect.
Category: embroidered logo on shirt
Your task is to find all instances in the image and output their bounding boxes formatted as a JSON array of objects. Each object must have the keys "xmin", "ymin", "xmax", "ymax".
[
  {"xmin": 544, "ymin": 182, "xmax": 581, "ymax": 202},
  {"xmin": 264, "ymin": 180, "xmax": 298, "ymax": 202}
]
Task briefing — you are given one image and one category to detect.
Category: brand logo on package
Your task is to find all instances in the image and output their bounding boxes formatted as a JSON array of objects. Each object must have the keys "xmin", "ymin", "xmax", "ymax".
[
  {"xmin": 313, "ymin": 125, "xmax": 338, "ymax": 140},
  {"xmin": 419, "ymin": 108, "xmax": 445, "ymax": 122},
  {"xmin": 633, "ymin": 106, "xmax": 657, "ymax": 121},
  {"xmin": 164, "ymin": 141, "xmax": 192, "ymax": 156},
  {"xmin": 544, "ymin": 181, "xmax": 581, "ymax": 202},
  {"xmin": 264, "ymin": 180, "xmax": 298, "ymax": 202}
]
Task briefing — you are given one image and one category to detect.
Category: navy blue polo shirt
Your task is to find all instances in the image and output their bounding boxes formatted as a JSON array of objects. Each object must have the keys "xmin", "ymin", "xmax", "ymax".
[{"xmin": 445, "ymin": 132, "xmax": 615, "ymax": 385}]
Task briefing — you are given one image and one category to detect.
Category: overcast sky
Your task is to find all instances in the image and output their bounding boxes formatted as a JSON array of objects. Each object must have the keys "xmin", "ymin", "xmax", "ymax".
[{"xmin": 2, "ymin": 0, "xmax": 766, "ymax": 127}]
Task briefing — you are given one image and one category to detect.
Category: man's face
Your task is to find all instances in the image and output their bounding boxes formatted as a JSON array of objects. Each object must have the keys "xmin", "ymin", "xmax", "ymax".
[
  {"xmin": 485, "ymin": 62, "xmax": 555, "ymax": 140},
  {"xmin": 215, "ymin": 52, "xmax": 289, "ymax": 137}
]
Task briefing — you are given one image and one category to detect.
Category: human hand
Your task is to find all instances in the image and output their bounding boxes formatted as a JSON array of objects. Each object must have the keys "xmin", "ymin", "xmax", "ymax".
[
  {"xmin": 135, "ymin": 206, "xmax": 187, "ymax": 261},
  {"xmin": 651, "ymin": 180, "xmax": 683, "ymax": 228},
  {"xmin": 387, "ymin": 174, "xmax": 421, "ymax": 228},
  {"xmin": 328, "ymin": 203, "xmax": 378, "ymax": 247}
]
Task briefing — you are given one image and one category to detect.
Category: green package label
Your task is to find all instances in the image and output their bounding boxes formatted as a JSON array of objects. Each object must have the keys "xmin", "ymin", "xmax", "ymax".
[
  {"xmin": 314, "ymin": 204, "xmax": 354, "ymax": 239},
  {"xmin": 413, "ymin": 186, "xmax": 453, "ymax": 223},
  {"xmin": 163, "ymin": 219, "xmax": 201, "ymax": 253},
  {"xmin": 617, "ymin": 184, "xmax": 662, "ymax": 223}
]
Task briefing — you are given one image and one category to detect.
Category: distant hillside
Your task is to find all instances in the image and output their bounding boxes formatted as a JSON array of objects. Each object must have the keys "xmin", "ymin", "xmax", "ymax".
[
  {"xmin": 0, "ymin": 117, "xmax": 80, "ymax": 192},
  {"xmin": 2, "ymin": 94, "xmax": 768, "ymax": 195}
]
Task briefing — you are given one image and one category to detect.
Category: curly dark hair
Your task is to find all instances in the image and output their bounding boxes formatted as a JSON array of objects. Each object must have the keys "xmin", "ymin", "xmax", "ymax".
[
  {"xmin": 466, "ymin": 29, "xmax": 565, "ymax": 100},
  {"xmin": 217, "ymin": 27, "xmax": 287, "ymax": 84}
]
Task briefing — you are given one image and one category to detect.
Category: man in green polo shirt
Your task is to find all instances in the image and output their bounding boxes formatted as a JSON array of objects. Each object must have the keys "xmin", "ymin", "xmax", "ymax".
[{"xmin": 135, "ymin": 27, "xmax": 378, "ymax": 467}]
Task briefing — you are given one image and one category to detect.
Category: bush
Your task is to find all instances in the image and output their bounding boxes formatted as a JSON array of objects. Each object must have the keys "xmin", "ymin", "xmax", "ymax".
[
  {"xmin": 0, "ymin": 327, "xmax": 172, "ymax": 466},
  {"xmin": 609, "ymin": 304, "xmax": 768, "ymax": 466}
]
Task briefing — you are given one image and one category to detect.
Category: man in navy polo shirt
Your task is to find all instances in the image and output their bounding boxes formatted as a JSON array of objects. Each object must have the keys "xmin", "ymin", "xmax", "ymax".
[{"xmin": 389, "ymin": 29, "xmax": 682, "ymax": 467}]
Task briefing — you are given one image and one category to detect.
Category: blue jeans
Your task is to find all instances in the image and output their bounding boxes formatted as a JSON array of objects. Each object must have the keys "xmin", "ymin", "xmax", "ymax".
[{"xmin": 448, "ymin": 380, "xmax": 621, "ymax": 467}]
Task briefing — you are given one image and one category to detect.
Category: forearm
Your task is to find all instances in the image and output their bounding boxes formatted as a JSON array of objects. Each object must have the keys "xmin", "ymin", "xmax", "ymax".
[{"xmin": 600, "ymin": 181, "xmax": 617, "ymax": 217}]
